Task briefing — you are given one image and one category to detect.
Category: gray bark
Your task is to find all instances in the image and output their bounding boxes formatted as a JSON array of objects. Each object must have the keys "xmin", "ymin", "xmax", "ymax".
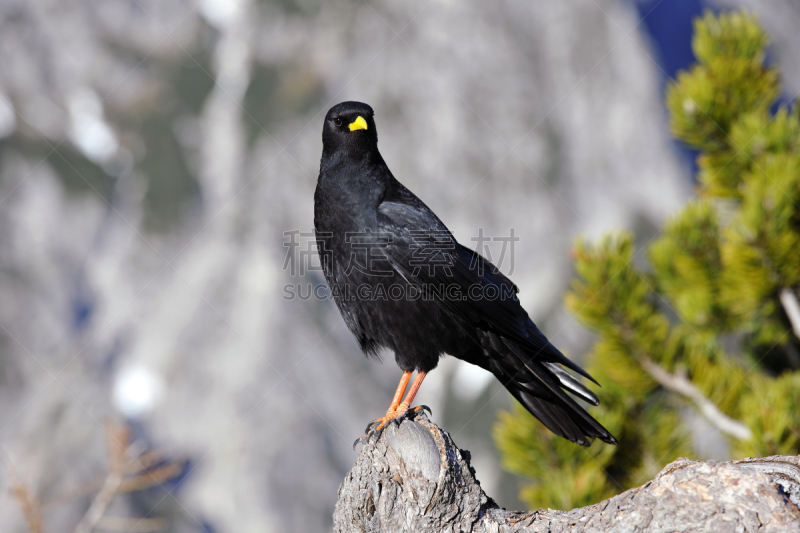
[{"xmin": 334, "ymin": 415, "xmax": 800, "ymax": 533}]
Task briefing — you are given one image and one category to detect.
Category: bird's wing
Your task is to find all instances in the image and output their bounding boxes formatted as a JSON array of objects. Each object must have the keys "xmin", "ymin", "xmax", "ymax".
[
  {"xmin": 376, "ymin": 199, "xmax": 596, "ymax": 384},
  {"xmin": 377, "ymin": 198, "xmax": 615, "ymax": 446},
  {"xmin": 376, "ymin": 200, "xmax": 523, "ymax": 333}
]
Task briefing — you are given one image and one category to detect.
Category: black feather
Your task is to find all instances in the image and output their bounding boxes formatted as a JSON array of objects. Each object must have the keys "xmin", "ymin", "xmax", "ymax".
[{"xmin": 314, "ymin": 101, "xmax": 616, "ymax": 447}]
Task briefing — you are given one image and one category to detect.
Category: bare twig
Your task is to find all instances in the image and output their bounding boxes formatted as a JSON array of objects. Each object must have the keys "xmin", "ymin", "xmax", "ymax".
[
  {"xmin": 640, "ymin": 357, "xmax": 752, "ymax": 441},
  {"xmin": 95, "ymin": 516, "xmax": 168, "ymax": 532},
  {"xmin": 44, "ymin": 450, "xmax": 183, "ymax": 510},
  {"xmin": 42, "ymin": 474, "xmax": 107, "ymax": 510},
  {"xmin": 71, "ymin": 423, "xmax": 130, "ymax": 533},
  {"xmin": 122, "ymin": 450, "xmax": 163, "ymax": 472},
  {"xmin": 780, "ymin": 287, "xmax": 800, "ymax": 341},
  {"xmin": 7, "ymin": 462, "xmax": 43, "ymax": 533},
  {"xmin": 119, "ymin": 461, "xmax": 184, "ymax": 493}
]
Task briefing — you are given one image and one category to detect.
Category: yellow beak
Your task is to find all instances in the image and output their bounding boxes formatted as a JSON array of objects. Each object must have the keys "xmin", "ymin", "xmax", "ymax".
[{"xmin": 349, "ymin": 116, "xmax": 368, "ymax": 131}]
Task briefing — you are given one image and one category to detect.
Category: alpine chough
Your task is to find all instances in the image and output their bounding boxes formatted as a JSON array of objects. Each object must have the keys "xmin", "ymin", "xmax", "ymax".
[{"xmin": 314, "ymin": 101, "xmax": 617, "ymax": 448}]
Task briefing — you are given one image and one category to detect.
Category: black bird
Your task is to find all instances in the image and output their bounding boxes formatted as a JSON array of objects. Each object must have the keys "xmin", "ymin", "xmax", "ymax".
[{"xmin": 314, "ymin": 101, "xmax": 616, "ymax": 448}]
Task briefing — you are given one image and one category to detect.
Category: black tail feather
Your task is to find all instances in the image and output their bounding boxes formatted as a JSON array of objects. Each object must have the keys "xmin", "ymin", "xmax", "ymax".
[
  {"xmin": 492, "ymin": 337, "xmax": 617, "ymax": 447},
  {"xmin": 543, "ymin": 362, "xmax": 600, "ymax": 406}
]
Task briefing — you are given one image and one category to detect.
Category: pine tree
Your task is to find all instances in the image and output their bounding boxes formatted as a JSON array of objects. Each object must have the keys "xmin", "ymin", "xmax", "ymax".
[{"xmin": 494, "ymin": 11, "xmax": 800, "ymax": 510}]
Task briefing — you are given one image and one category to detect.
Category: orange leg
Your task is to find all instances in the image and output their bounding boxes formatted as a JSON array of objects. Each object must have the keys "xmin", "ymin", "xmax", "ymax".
[
  {"xmin": 354, "ymin": 371, "xmax": 430, "ymax": 448},
  {"xmin": 396, "ymin": 371, "xmax": 427, "ymax": 412},
  {"xmin": 386, "ymin": 371, "xmax": 412, "ymax": 415}
]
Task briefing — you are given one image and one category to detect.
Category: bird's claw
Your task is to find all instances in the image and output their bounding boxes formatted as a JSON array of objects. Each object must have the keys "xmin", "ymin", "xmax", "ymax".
[
  {"xmin": 353, "ymin": 405, "xmax": 433, "ymax": 450},
  {"xmin": 352, "ymin": 434, "xmax": 370, "ymax": 450},
  {"xmin": 353, "ymin": 420, "xmax": 389, "ymax": 450}
]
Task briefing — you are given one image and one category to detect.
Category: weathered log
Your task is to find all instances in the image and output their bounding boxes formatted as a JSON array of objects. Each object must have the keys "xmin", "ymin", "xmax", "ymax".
[{"xmin": 334, "ymin": 414, "xmax": 800, "ymax": 532}]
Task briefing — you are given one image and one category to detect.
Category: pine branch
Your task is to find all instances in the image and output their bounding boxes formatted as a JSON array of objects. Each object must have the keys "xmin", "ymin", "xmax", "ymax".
[
  {"xmin": 640, "ymin": 357, "xmax": 753, "ymax": 441},
  {"xmin": 780, "ymin": 288, "xmax": 800, "ymax": 341}
]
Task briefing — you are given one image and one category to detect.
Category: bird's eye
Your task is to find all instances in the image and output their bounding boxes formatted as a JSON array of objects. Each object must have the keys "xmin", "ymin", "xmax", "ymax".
[{"xmin": 333, "ymin": 117, "xmax": 343, "ymax": 127}]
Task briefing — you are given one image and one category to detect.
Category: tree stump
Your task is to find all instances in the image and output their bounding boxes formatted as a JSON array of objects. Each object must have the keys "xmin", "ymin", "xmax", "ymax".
[{"xmin": 333, "ymin": 415, "xmax": 800, "ymax": 532}]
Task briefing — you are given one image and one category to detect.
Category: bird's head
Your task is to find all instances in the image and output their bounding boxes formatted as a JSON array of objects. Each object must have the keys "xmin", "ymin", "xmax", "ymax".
[{"xmin": 322, "ymin": 101, "xmax": 378, "ymax": 157}]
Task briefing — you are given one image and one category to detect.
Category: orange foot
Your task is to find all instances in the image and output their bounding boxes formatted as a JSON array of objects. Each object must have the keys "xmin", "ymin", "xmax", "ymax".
[
  {"xmin": 353, "ymin": 370, "xmax": 430, "ymax": 450},
  {"xmin": 353, "ymin": 404, "xmax": 431, "ymax": 449}
]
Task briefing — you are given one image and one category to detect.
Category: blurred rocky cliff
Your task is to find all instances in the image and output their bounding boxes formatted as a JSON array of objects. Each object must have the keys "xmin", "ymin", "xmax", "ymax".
[{"xmin": 0, "ymin": 0, "xmax": 796, "ymax": 531}]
